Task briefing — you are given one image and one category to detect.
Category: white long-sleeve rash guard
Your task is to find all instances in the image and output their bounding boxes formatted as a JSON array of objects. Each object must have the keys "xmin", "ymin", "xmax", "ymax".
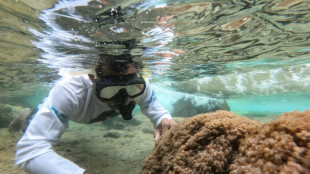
[{"xmin": 15, "ymin": 75, "xmax": 172, "ymax": 174}]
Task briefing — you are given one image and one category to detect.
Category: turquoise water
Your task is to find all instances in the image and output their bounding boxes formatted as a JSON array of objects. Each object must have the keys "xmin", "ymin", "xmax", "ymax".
[
  {"xmin": 1, "ymin": 0, "xmax": 310, "ymax": 117},
  {"xmin": 0, "ymin": 0, "xmax": 310, "ymax": 173},
  {"xmin": 227, "ymin": 92, "xmax": 310, "ymax": 114},
  {"xmin": 153, "ymin": 85, "xmax": 310, "ymax": 118}
]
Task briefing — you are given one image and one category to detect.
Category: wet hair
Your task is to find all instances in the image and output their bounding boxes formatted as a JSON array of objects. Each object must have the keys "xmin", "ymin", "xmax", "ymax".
[{"xmin": 95, "ymin": 53, "xmax": 143, "ymax": 76}]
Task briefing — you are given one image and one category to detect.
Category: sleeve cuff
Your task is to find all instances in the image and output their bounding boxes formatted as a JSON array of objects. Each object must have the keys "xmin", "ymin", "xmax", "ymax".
[{"xmin": 76, "ymin": 168, "xmax": 86, "ymax": 174}]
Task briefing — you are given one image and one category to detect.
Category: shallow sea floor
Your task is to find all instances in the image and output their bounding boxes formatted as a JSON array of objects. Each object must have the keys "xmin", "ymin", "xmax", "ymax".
[
  {"xmin": 0, "ymin": 129, "xmax": 26, "ymax": 174},
  {"xmin": 0, "ymin": 110, "xmax": 279, "ymax": 173},
  {"xmin": 0, "ymin": 112, "xmax": 159, "ymax": 174}
]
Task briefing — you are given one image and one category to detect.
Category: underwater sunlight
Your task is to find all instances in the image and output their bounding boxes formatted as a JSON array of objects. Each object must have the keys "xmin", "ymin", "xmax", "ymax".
[{"xmin": 0, "ymin": 0, "xmax": 309, "ymax": 173}]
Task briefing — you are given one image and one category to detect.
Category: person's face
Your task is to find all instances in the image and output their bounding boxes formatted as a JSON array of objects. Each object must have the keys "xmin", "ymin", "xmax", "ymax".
[{"xmin": 89, "ymin": 64, "xmax": 140, "ymax": 110}]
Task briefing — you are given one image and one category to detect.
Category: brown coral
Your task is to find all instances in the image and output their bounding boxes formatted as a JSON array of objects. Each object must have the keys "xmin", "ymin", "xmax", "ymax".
[
  {"xmin": 231, "ymin": 110, "xmax": 310, "ymax": 174},
  {"xmin": 142, "ymin": 111, "xmax": 262, "ymax": 174},
  {"xmin": 142, "ymin": 110, "xmax": 310, "ymax": 174}
]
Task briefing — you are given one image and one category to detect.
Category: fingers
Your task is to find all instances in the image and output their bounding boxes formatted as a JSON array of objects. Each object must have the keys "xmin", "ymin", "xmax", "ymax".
[
  {"xmin": 161, "ymin": 120, "xmax": 169, "ymax": 134},
  {"xmin": 154, "ymin": 129, "xmax": 160, "ymax": 141},
  {"xmin": 154, "ymin": 118, "xmax": 178, "ymax": 141},
  {"xmin": 169, "ymin": 119, "xmax": 177, "ymax": 128},
  {"xmin": 162, "ymin": 119, "xmax": 177, "ymax": 132}
]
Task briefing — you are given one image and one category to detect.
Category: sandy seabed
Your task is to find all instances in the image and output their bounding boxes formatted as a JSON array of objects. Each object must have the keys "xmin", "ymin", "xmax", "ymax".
[
  {"xmin": 0, "ymin": 111, "xmax": 160, "ymax": 174},
  {"xmin": 0, "ymin": 110, "xmax": 275, "ymax": 174}
]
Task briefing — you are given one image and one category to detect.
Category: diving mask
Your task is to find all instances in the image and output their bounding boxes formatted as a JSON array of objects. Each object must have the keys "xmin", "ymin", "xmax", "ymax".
[
  {"xmin": 95, "ymin": 73, "xmax": 146, "ymax": 101},
  {"xmin": 94, "ymin": 73, "xmax": 146, "ymax": 120}
]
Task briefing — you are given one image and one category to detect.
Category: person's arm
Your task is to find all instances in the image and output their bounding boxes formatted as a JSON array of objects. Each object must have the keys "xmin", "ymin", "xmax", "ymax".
[
  {"xmin": 15, "ymin": 82, "xmax": 86, "ymax": 174},
  {"xmin": 139, "ymin": 81, "xmax": 177, "ymax": 140}
]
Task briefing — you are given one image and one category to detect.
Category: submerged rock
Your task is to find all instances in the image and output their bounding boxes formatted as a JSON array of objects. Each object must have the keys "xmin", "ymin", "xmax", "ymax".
[
  {"xmin": 142, "ymin": 110, "xmax": 310, "ymax": 173},
  {"xmin": 0, "ymin": 104, "xmax": 23, "ymax": 128},
  {"xmin": 8, "ymin": 108, "xmax": 32, "ymax": 133},
  {"xmin": 172, "ymin": 95, "xmax": 230, "ymax": 117}
]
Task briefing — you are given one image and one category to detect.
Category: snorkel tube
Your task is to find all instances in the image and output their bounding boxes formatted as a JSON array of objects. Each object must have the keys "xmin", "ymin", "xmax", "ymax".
[
  {"xmin": 119, "ymin": 101, "xmax": 136, "ymax": 120},
  {"xmin": 111, "ymin": 88, "xmax": 137, "ymax": 120}
]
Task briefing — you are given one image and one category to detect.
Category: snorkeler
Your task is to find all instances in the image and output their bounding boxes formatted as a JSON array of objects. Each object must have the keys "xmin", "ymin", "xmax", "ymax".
[{"xmin": 9, "ymin": 53, "xmax": 176, "ymax": 174}]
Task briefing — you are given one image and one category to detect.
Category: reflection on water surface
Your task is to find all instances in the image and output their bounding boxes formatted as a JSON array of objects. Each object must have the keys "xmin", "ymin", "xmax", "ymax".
[
  {"xmin": 0, "ymin": 0, "xmax": 309, "ymax": 173},
  {"xmin": 0, "ymin": 0, "xmax": 309, "ymax": 109}
]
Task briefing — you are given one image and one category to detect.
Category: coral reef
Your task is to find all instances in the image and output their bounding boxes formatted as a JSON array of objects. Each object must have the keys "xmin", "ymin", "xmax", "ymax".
[
  {"xmin": 142, "ymin": 111, "xmax": 261, "ymax": 173},
  {"xmin": 230, "ymin": 110, "xmax": 310, "ymax": 173},
  {"xmin": 142, "ymin": 110, "xmax": 310, "ymax": 174}
]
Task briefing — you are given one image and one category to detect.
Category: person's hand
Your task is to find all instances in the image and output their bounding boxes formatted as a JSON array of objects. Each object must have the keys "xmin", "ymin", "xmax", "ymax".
[
  {"xmin": 84, "ymin": 171, "xmax": 89, "ymax": 174},
  {"xmin": 154, "ymin": 118, "xmax": 177, "ymax": 141}
]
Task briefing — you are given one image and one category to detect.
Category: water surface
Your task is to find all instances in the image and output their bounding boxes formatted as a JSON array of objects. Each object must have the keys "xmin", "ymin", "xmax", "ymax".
[
  {"xmin": 1, "ymin": 0, "xmax": 310, "ymax": 173},
  {"xmin": 1, "ymin": 0, "xmax": 309, "ymax": 117}
]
